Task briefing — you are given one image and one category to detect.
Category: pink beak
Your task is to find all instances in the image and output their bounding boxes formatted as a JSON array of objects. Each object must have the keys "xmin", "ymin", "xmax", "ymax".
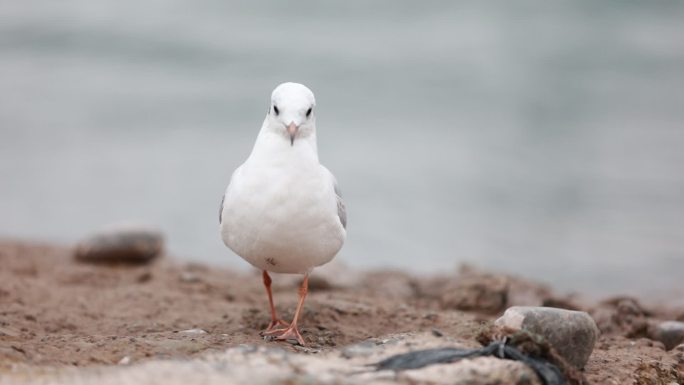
[{"xmin": 287, "ymin": 122, "xmax": 299, "ymax": 146}]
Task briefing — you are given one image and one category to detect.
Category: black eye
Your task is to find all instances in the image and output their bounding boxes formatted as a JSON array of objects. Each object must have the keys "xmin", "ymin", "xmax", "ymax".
[
  {"xmin": 306, "ymin": 107, "xmax": 312, "ymax": 118},
  {"xmin": 273, "ymin": 105, "xmax": 279, "ymax": 116}
]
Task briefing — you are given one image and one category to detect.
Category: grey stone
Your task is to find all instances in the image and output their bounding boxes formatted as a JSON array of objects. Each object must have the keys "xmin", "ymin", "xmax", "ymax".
[
  {"xmin": 495, "ymin": 306, "xmax": 600, "ymax": 369},
  {"xmin": 651, "ymin": 321, "xmax": 684, "ymax": 350},
  {"xmin": 75, "ymin": 225, "xmax": 164, "ymax": 264}
]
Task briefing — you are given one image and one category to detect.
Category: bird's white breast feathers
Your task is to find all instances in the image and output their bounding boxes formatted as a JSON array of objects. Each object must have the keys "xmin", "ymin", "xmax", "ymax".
[{"xmin": 220, "ymin": 131, "xmax": 346, "ymax": 274}]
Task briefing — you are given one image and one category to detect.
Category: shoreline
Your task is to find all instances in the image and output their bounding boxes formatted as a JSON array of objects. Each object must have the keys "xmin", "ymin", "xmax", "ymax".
[
  {"xmin": 0, "ymin": 239, "xmax": 682, "ymax": 384},
  {"xmin": 6, "ymin": 234, "xmax": 681, "ymax": 304}
]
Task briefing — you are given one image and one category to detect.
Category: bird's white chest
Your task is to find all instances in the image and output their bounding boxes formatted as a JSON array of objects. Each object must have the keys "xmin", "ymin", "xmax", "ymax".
[{"xmin": 220, "ymin": 156, "xmax": 344, "ymax": 274}]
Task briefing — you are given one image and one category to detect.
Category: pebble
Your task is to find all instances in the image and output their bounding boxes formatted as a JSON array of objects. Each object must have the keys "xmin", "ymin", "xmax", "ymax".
[
  {"xmin": 118, "ymin": 356, "xmax": 131, "ymax": 365},
  {"xmin": 650, "ymin": 321, "xmax": 684, "ymax": 350},
  {"xmin": 75, "ymin": 224, "xmax": 164, "ymax": 264},
  {"xmin": 179, "ymin": 328, "xmax": 208, "ymax": 335},
  {"xmin": 495, "ymin": 306, "xmax": 600, "ymax": 369}
]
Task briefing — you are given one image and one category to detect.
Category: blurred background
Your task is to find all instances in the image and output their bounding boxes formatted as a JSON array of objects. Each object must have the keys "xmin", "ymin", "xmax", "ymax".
[{"xmin": 1, "ymin": 1, "xmax": 683, "ymax": 298}]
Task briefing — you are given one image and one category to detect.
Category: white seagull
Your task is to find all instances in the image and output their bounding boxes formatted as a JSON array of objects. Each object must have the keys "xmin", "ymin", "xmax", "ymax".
[{"xmin": 219, "ymin": 82, "xmax": 347, "ymax": 346}]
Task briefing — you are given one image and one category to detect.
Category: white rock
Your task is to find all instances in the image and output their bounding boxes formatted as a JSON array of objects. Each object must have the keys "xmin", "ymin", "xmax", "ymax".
[{"xmin": 179, "ymin": 328, "xmax": 208, "ymax": 335}]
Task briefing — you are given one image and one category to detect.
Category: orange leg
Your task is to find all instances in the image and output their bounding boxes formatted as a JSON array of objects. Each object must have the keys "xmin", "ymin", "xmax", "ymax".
[
  {"xmin": 262, "ymin": 274, "xmax": 308, "ymax": 346},
  {"xmin": 261, "ymin": 271, "xmax": 289, "ymax": 332}
]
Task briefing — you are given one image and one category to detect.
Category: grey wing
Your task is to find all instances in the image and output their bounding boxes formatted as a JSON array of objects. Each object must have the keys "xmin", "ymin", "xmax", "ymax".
[
  {"xmin": 321, "ymin": 165, "xmax": 347, "ymax": 229},
  {"xmin": 219, "ymin": 194, "xmax": 225, "ymax": 224},
  {"xmin": 334, "ymin": 181, "xmax": 347, "ymax": 229}
]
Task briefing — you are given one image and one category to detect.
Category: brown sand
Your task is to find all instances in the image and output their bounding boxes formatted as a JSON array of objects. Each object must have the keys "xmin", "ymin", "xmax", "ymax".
[{"xmin": 0, "ymin": 240, "xmax": 682, "ymax": 383}]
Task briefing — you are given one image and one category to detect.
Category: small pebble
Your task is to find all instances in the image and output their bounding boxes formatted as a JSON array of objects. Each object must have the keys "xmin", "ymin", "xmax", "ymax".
[
  {"xmin": 179, "ymin": 328, "xmax": 208, "ymax": 335},
  {"xmin": 118, "ymin": 356, "xmax": 131, "ymax": 365}
]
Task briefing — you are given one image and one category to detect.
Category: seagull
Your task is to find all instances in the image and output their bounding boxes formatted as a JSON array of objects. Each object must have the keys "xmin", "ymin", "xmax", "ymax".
[{"xmin": 219, "ymin": 82, "xmax": 347, "ymax": 346}]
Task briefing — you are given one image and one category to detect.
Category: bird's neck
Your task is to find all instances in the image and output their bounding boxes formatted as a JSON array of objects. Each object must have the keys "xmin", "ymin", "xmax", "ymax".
[{"xmin": 249, "ymin": 123, "xmax": 319, "ymax": 165}]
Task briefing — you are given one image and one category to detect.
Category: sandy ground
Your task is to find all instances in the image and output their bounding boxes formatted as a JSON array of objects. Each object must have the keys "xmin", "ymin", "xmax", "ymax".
[{"xmin": 0, "ymin": 240, "xmax": 682, "ymax": 384}]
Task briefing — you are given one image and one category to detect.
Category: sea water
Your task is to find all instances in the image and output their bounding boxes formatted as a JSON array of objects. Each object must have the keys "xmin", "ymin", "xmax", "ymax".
[{"xmin": 1, "ymin": 0, "xmax": 683, "ymax": 297}]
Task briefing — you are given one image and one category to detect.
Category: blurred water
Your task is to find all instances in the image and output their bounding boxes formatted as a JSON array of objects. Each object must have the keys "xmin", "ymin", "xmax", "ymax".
[{"xmin": 1, "ymin": 0, "xmax": 683, "ymax": 297}]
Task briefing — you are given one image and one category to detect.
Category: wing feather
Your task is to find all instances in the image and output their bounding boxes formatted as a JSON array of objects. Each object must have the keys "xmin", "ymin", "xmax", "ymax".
[
  {"xmin": 323, "ymin": 166, "xmax": 347, "ymax": 229},
  {"xmin": 219, "ymin": 194, "xmax": 225, "ymax": 224}
]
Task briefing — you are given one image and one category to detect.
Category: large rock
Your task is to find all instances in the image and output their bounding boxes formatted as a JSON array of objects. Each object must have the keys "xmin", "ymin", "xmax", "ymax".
[
  {"xmin": 75, "ymin": 225, "xmax": 164, "ymax": 264},
  {"xmin": 495, "ymin": 306, "xmax": 600, "ymax": 369},
  {"xmin": 650, "ymin": 321, "xmax": 684, "ymax": 350}
]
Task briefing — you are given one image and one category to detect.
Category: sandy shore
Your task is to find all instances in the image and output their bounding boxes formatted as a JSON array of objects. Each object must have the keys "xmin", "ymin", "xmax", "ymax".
[{"xmin": 0, "ymin": 240, "xmax": 682, "ymax": 384}]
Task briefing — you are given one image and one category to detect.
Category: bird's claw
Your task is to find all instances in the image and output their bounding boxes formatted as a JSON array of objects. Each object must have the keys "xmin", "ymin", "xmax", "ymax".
[
  {"xmin": 261, "ymin": 319, "xmax": 290, "ymax": 334},
  {"xmin": 262, "ymin": 325, "xmax": 305, "ymax": 346}
]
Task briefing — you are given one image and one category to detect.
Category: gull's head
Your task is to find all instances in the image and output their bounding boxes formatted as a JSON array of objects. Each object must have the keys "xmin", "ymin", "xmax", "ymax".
[{"xmin": 266, "ymin": 82, "xmax": 316, "ymax": 146}]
